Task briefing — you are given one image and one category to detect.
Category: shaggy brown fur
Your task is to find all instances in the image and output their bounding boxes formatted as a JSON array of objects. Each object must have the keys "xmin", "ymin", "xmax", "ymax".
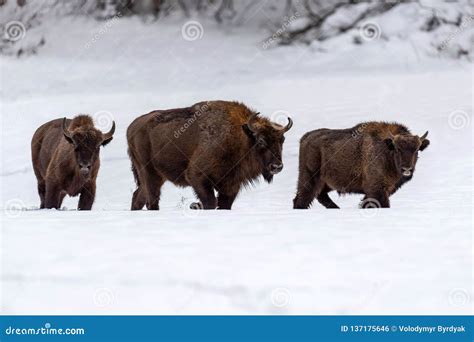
[
  {"xmin": 127, "ymin": 100, "xmax": 292, "ymax": 210},
  {"xmin": 31, "ymin": 115, "xmax": 115, "ymax": 210},
  {"xmin": 293, "ymin": 122, "xmax": 430, "ymax": 209}
]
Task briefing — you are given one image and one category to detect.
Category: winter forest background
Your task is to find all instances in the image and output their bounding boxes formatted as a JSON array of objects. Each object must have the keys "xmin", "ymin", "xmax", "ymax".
[
  {"xmin": 1, "ymin": 0, "xmax": 473, "ymax": 58},
  {"xmin": 0, "ymin": 1, "xmax": 472, "ymax": 314}
]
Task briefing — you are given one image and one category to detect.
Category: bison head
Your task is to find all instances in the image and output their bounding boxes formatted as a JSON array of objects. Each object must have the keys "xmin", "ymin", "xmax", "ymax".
[
  {"xmin": 243, "ymin": 112, "xmax": 293, "ymax": 183},
  {"xmin": 385, "ymin": 131, "xmax": 430, "ymax": 178},
  {"xmin": 62, "ymin": 118, "xmax": 115, "ymax": 178}
]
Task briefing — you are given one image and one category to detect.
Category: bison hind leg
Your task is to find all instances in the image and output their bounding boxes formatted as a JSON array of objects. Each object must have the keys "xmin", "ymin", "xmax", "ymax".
[
  {"xmin": 145, "ymin": 180, "xmax": 164, "ymax": 210},
  {"xmin": 131, "ymin": 187, "xmax": 147, "ymax": 210},
  {"xmin": 37, "ymin": 181, "xmax": 46, "ymax": 209},
  {"xmin": 316, "ymin": 189, "xmax": 339, "ymax": 209},
  {"xmin": 293, "ymin": 169, "xmax": 322, "ymax": 209},
  {"xmin": 139, "ymin": 166, "xmax": 164, "ymax": 211}
]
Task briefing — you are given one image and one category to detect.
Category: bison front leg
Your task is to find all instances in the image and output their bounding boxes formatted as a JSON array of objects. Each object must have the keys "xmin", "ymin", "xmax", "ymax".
[
  {"xmin": 362, "ymin": 191, "xmax": 390, "ymax": 208},
  {"xmin": 78, "ymin": 182, "xmax": 96, "ymax": 210},
  {"xmin": 44, "ymin": 183, "xmax": 62, "ymax": 209},
  {"xmin": 190, "ymin": 178, "xmax": 217, "ymax": 210},
  {"xmin": 217, "ymin": 190, "xmax": 239, "ymax": 210}
]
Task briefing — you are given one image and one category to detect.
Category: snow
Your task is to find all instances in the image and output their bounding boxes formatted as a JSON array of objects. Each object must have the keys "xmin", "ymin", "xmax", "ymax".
[{"xmin": 0, "ymin": 16, "xmax": 472, "ymax": 314}]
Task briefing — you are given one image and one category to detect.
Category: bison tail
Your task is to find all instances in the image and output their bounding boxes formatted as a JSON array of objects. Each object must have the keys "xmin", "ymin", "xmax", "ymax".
[
  {"xmin": 131, "ymin": 162, "xmax": 140, "ymax": 187},
  {"xmin": 128, "ymin": 148, "xmax": 141, "ymax": 187}
]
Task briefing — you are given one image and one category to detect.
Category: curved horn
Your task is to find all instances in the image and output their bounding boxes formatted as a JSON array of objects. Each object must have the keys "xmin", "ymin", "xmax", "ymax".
[
  {"xmin": 283, "ymin": 117, "xmax": 293, "ymax": 132},
  {"xmin": 102, "ymin": 121, "xmax": 116, "ymax": 141},
  {"xmin": 62, "ymin": 118, "xmax": 72, "ymax": 139},
  {"xmin": 387, "ymin": 131, "xmax": 395, "ymax": 140},
  {"xmin": 419, "ymin": 131, "xmax": 428, "ymax": 140},
  {"xmin": 246, "ymin": 112, "xmax": 260, "ymax": 133}
]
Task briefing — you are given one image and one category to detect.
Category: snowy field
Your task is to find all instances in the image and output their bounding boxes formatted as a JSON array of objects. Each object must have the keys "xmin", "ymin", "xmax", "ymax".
[{"xmin": 0, "ymin": 16, "xmax": 472, "ymax": 314}]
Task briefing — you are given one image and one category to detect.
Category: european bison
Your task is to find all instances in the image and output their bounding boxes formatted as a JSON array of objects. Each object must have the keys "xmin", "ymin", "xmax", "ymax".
[
  {"xmin": 127, "ymin": 101, "xmax": 292, "ymax": 210},
  {"xmin": 293, "ymin": 122, "xmax": 430, "ymax": 209},
  {"xmin": 31, "ymin": 115, "xmax": 115, "ymax": 210}
]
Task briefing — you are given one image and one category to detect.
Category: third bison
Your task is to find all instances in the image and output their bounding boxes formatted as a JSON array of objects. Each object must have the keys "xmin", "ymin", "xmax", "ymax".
[
  {"xmin": 293, "ymin": 122, "xmax": 430, "ymax": 209},
  {"xmin": 127, "ymin": 101, "xmax": 292, "ymax": 210}
]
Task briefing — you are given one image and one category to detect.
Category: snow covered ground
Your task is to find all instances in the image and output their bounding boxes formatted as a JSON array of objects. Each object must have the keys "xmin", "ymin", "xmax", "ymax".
[{"xmin": 0, "ymin": 16, "xmax": 472, "ymax": 314}]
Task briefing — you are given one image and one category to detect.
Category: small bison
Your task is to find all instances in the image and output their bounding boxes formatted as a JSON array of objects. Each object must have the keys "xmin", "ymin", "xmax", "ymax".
[
  {"xmin": 31, "ymin": 115, "xmax": 115, "ymax": 210},
  {"xmin": 127, "ymin": 101, "xmax": 292, "ymax": 210},
  {"xmin": 293, "ymin": 122, "xmax": 430, "ymax": 209}
]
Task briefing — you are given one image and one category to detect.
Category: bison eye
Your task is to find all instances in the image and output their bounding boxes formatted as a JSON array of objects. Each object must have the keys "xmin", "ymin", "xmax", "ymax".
[{"xmin": 257, "ymin": 137, "xmax": 267, "ymax": 147}]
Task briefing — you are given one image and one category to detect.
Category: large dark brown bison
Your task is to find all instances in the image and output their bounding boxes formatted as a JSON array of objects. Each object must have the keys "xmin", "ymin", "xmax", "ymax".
[
  {"xmin": 293, "ymin": 122, "xmax": 430, "ymax": 209},
  {"xmin": 127, "ymin": 101, "xmax": 292, "ymax": 210},
  {"xmin": 31, "ymin": 115, "xmax": 115, "ymax": 210}
]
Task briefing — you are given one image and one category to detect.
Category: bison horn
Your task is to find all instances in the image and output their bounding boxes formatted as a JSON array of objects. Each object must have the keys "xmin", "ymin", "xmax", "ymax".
[
  {"xmin": 419, "ymin": 131, "xmax": 428, "ymax": 140},
  {"xmin": 62, "ymin": 118, "xmax": 72, "ymax": 139},
  {"xmin": 283, "ymin": 117, "xmax": 293, "ymax": 132},
  {"xmin": 102, "ymin": 121, "xmax": 116, "ymax": 141},
  {"xmin": 246, "ymin": 112, "xmax": 260, "ymax": 133}
]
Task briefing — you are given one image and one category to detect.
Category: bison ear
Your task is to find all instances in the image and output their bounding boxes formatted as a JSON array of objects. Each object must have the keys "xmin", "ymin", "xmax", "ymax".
[
  {"xmin": 420, "ymin": 138, "xmax": 430, "ymax": 151},
  {"xmin": 242, "ymin": 124, "xmax": 256, "ymax": 140},
  {"xmin": 384, "ymin": 138, "xmax": 395, "ymax": 151}
]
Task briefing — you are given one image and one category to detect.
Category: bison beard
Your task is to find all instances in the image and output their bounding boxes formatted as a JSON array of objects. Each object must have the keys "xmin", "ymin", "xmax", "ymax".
[
  {"xmin": 127, "ymin": 101, "xmax": 292, "ymax": 210},
  {"xmin": 293, "ymin": 122, "xmax": 430, "ymax": 209},
  {"xmin": 31, "ymin": 115, "xmax": 115, "ymax": 210},
  {"xmin": 262, "ymin": 170, "xmax": 274, "ymax": 183}
]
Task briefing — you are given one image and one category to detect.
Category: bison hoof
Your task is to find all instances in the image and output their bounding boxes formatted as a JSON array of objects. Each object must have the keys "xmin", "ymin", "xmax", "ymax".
[{"xmin": 189, "ymin": 202, "xmax": 203, "ymax": 210}]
